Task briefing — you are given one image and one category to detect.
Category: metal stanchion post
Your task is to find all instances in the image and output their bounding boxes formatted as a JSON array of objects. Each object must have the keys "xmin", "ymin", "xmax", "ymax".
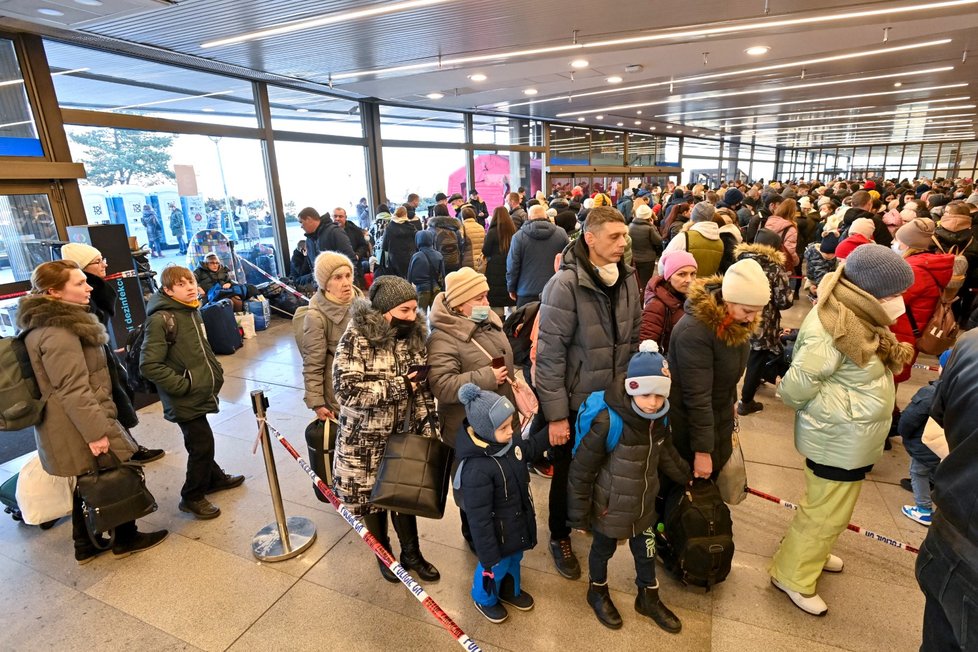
[{"xmin": 251, "ymin": 390, "xmax": 317, "ymax": 561}]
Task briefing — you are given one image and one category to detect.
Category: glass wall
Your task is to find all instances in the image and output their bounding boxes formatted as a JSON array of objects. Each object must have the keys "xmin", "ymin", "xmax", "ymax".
[
  {"xmin": 781, "ymin": 140, "xmax": 978, "ymax": 181},
  {"xmin": 0, "ymin": 39, "xmax": 43, "ymax": 156},
  {"xmin": 472, "ymin": 149, "xmax": 542, "ymax": 209},
  {"xmin": 549, "ymin": 126, "xmax": 590, "ymax": 165},
  {"xmin": 380, "ymin": 106, "xmax": 465, "ymax": 143},
  {"xmin": 383, "ymin": 147, "xmax": 467, "ymax": 215},
  {"xmin": 681, "ymin": 137, "xmax": 722, "ymax": 186},
  {"xmin": 267, "ymin": 88, "xmax": 363, "ymax": 138},
  {"xmin": 0, "ymin": 192, "xmax": 58, "ymax": 285},
  {"xmin": 472, "ymin": 115, "xmax": 543, "ymax": 146}
]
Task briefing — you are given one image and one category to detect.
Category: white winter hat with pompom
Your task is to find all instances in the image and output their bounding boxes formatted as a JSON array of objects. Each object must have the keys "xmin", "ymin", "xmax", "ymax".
[{"xmin": 625, "ymin": 340, "xmax": 672, "ymax": 397}]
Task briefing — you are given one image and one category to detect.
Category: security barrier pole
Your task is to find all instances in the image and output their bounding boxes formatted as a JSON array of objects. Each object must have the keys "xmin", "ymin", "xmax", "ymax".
[{"xmin": 251, "ymin": 390, "xmax": 317, "ymax": 561}]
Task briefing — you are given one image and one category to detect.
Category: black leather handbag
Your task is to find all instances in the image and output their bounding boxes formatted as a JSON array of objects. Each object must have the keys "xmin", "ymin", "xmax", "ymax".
[
  {"xmin": 305, "ymin": 417, "xmax": 338, "ymax": 502},
  {"xmin": 370, "ymin": 392, "xmax": 452, "ymax": 519},
  {"xmin": 76, "ymin": 451, "xmax": 158, "ymax": 549}
]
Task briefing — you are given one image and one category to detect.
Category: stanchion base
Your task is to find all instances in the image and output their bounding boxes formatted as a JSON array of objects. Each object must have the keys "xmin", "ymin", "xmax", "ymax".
[{"xmin": 252, "ymin": 516, "xmax": 317, "ymax": 561}]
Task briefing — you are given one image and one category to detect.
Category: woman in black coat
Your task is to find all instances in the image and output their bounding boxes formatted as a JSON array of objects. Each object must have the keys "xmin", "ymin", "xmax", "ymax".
[
  {"xmin": 381, "ymin": 206, "xmax": 420, "ymax": 278},
  {"xmin": 483, "ymin": 206, "xmax": 518, "ymax": 315}
]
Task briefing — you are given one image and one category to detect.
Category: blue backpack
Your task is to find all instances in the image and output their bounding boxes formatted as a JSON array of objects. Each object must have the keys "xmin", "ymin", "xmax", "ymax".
[{"xmin": 573, "ymin": 391, "xmax": 623, "ymax": 456}]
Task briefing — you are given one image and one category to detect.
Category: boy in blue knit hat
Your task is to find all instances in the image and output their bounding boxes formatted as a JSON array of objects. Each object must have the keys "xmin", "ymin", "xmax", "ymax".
[
  {"xmin": 455, "ymin": 383, "xmax": 549, "ymax": 624},
  {"xmin": 568, "ymin": 340, "xmax": 692, "ymax": 633}
]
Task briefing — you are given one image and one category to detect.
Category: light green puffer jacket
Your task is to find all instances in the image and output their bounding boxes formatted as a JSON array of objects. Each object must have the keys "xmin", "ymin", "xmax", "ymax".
[{"xmin": 779, "ymin": 308, "xmax": 896, "ymax": 470}]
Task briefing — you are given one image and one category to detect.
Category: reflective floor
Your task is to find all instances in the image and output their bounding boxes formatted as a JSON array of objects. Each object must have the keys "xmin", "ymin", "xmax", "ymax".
[{"xmin": 0, "ymin": 301, "xmax": 930, "ymax": 651}]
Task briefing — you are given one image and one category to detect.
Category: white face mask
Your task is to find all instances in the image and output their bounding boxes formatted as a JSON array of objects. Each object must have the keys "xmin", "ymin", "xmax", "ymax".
[
  {"xmin": 891, "ymin": 241, "xmax": 906, "ymax": 253},
  {"xmin": 596, "ymin": 262, "xmax": 619, "ymax": 286},
  {"xmin": 468, "ymin": 305, "xmax": 491, "ymax": 322},
  {"xmin": 880, "ymin": 296, "xmax": 906, "ymax": 321}
]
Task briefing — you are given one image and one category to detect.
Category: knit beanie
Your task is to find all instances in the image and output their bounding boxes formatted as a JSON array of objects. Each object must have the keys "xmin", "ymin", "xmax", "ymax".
[
  {"xmin": 61, "ymin": 242, "xmax": 101, "ymax": 268},
  {"xmin": 444, "ymin": 267, "xmax": 489, "ymax": 309},
  {"xmin": 817, "ymin": 196, "xmax": 835, "ymax": 208},
  {"xmin": 722, "ymin": 258, "xmax": 771, "ymax": 306},
  {"xmin": 938, "ymin": 213, "xmax": 972, "ymax": 233},
  {"xmin": 314, "ymin": 251, "xmax": 354, "ymax": 290},
  {"xmin": 842, "ymin": 244, "xmax": 914, "ymax": 299},
  {"xmin": 690, "ymin": 202, "xmax": 715, "ymax": 223},
  {"xmin": 661, "ymin": 250, "xmax": 698, "ymax": 279},
  {"xmin": 896, "ymin": 218, "xmax": 936, "ymax": 250},
  {"xmin": 799, "ymin": 196, "xmax": 812, "ymax": 211},
  {"xmin": 592, "ymin": 193, "xmax": 612, "ymax": 207},
  {"xmin": 368, "ymin": 275, "xmax": 417, "ymax": 314},
  {"xmin": 635, "ymin": 204, "xmax": 654, "ymax": 221},
  {"xmin": 722, "ymin": 188, "xmax": 744, "ymax": 206},
  {"xmin": 754, "ymin": 227, "xmax": 783, "ymax": 251},
  {"xmin": 820, "ymin": 232, "xmax": 840, "ymax": 254},
  {"xmin": 849, "ymin": 217, "xmax": 876, "ymax": 239},
  {"xmin": 458, "ymin": 383, "xmax": 515, "ymax": 442},
  {"xmin": 625, "ymin": 340, "xmax": 672, "ymax": 397},
  {"xmin": 863, "ymin": 180, "xmax": 876, "ymax": 191}
]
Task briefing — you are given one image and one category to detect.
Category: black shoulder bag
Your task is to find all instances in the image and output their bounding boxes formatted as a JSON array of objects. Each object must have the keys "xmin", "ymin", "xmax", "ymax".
[{"xmin": 76, "ymin": 450, "xmax": 158, "ymax": 549}]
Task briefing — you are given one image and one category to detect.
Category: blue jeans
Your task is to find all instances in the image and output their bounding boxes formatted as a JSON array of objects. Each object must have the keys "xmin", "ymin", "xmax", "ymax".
[
  {"xmin": 472, "ymin": 552, "xmax": 523, "ymax": 607},
  {"xmin": 910, "ymin": 456, "xmax": 938, "ymax": 510},
  {"xmin": 916, "ymin": 517, "xmax": 978, "ymax": 651},
  {"xmin": 588, "ymin": 527, "xmax": 658, "ymax": 588}
]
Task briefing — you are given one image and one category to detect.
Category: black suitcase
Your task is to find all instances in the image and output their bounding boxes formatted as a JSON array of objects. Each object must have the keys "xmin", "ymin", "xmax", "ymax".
[
  {"xmin": 200, "ymin": 299, "xmax": 242, "ymax": 355},
  {"xmin": 660, "ymin": 479, "xmax": 734, "ymax": 590},
  {"xmin": 305, "ymin": 418, "xmax": 338, "ymax": 502},
  {"xmin": 0, "ymin": 473, "xmax": 22, "ymax": 523}
]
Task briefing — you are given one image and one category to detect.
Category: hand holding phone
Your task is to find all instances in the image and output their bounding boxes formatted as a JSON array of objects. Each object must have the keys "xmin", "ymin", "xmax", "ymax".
[
  {"xmin": 407, "ymin": 364, "xmax": 431, "ymax": 383},
  {"xmin": 491, "ymin": 356, "xmax": 506, "ymax": 369}
]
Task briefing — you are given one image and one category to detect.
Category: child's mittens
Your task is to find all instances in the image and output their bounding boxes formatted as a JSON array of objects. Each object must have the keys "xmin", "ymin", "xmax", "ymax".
[{"xmin": 481, "ymin": 570, "xmax": 496, "ymax": 595}]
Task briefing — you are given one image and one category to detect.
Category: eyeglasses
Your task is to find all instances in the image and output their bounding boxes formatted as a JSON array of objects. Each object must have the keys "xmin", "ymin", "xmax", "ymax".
[{"xmin": 89, "ymin": 257, "xmax": 107, "ymax": 266}]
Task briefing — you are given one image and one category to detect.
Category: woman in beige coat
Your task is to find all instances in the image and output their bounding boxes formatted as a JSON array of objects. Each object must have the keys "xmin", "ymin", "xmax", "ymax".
[{"xmin": 19, "ymin": 260, "xmax": 168, "ymax": 564}]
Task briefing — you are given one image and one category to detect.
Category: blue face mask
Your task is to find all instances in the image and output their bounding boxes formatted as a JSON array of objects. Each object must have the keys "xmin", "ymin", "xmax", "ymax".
[{"xmin": 469, "ymin": 305, "xmax": 491, "ymax": 322}]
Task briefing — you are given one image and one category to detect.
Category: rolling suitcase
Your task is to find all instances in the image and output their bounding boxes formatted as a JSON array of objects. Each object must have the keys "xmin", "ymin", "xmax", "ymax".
[{"xmin": 200, "ymin": 299, "xmax": 242, "ymax": 355}]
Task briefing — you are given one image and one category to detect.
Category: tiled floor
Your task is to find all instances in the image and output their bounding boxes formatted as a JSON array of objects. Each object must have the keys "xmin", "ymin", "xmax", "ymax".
[{"xmin": 0, "ymin": 302, "xmax": 932, "ymax": 651}]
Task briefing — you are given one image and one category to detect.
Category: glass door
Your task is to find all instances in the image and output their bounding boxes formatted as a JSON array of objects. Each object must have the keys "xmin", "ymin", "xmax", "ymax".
[{"xmin": 0, "ymin": 183, "xmax": 67, "ymax": 290}]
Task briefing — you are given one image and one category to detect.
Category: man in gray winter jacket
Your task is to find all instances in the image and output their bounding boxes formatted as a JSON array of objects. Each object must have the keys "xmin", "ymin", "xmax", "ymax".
[
  {"xmin": 506, "ymin": 204, "xmax": 569, "ymax": 306},
  {"xmin": 535, "ymin": 205, "xmax": 642, "ymax": 580}
]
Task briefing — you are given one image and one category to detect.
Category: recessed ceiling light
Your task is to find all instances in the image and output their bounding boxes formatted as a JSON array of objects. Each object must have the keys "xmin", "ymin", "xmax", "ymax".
[
  {"xmin": 37, "ymin": 8, "xmax": 64, "ymax": 15},
  {"xmin": 650, "ymin": 127, "xmax": 656, "ymax": 131},
  {"xmin": 426, "ymin": 92, "xmax": 444, "ymax": 99},
  {"xmin": 692, "ymin": 129, "xmax": 699, "ymax": 132},
  {"xmin": 636, "ymin": 110, "xmax": 643, "ymax": 115},
  {"xmin": 666, "ymin": 125, "xmax": 673, "ymax": 129},
  {"xmin": 201, "ymin": 107, "xmax": 215, "ymax": 112},
  {"xmin": 894, "ymin": 82, "xmax": 903, "ymax": 87},
  {"xmin": 468, "ymin": 73, "xmax": 487, "ymax": 82},
  {"xmin": 634, "ymin": 121, "xmax": 642, "ymax": 125},
  {"xmin": 595, "ymin": 115, "xmax": 604, "ymax": 119},
  {"xmin": 616, "ymin": 122, "xmax": 624, "ymax": 126},
  {"xmin": 570, "ymin": 59, "xmax": 589, "ymax": 69},
  {"xmin": 607, "ymin": 76, "xmax": 623, "ymax": 84},
  {"xmin": 296, "ymin": 108, "xmax": 309, "ymax": 112},
  {"xmin": 676, "ymin": 130, "xmax": 683, "ymax": 133},
  {"xmin": 523, "ymin": 88, "xmax": 538, "ymax": 96},
  {"xmin": 745, "ymin": 46, "xmax": 771, "ymax": 56},
  {"xmin": 564, "ymin": 127, "xmax": 571, "ymax": 131},
  {"xmin": 577, "ymin": 117, "xmax": 586, "ymax": 122},
  {"xmin": 74, "ymin": 0, "xmax": 103, "ymax": 5}
]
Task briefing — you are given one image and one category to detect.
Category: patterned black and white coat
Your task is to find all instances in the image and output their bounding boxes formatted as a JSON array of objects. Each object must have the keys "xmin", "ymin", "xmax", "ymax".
[{"xmin": 331, "ymin": 299, "xmax": 438, "ymax": 516}]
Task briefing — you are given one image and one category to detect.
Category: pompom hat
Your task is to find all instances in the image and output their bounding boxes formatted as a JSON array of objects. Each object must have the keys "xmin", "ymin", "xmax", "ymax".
[
  {"xmin": 458, "ymin": 383, "xmax": 515, "ymax": 441},
  {"xmin": 625, "ymin": 340, "xmax": 672, "ymax": 397}
]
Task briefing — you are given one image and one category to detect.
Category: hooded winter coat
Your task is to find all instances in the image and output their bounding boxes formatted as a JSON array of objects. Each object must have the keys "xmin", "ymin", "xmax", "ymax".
[
  {"xmin": 331, "ymin": 301, "xmax": 437, "ymax": 515},
  {"xmin": 803, "ymin": 242, "xmax": 838, "ymax": 290},
  {"xmin": 761, "ymin": 215, "xmax": 800, "ymax": 270},
  {"xmin": 461, "ymin": 214, "xmax": 486, "ymax": 272},
  {"xmin": 18, "ymin": 295, "xmax": 136, "ymax": 477},
  {"xmin": 140, "ymin": 292, "xmax": 224, "ymax": 423},
  {"xmin": 668, "ymin": 277, "xmax": 758, "ymax": 469},
  {"xmin": 381, "ymin": 215, "xmax": 420, "ymax": 277},
  {"xmin": 506, "ymin": 218, "xmax": 570, "ymax": 297},
  {"xmin": 300, "ymin": 287, "xmax": 363, "ymax": 412},
  {"xmin": 482, "ymin": 222, "xmax": 516, "ymax": 307},
  {"xmin": 628, "ymin": 213, "xmax": 663, "ymax": 264},
  {"xmin": 835, "ymin": 232, "xmax": 873, "ymax": 259},
  {"xmin": 890, "ymin": 251, "xmax": 954, "ymax": 384},
  {"xmin": 639, "ymin": 275, "xmax": 686, "ymax": 354},
  {"xmin": 457, "ymin": 421, "xmax": 548, "ymax": 569},
  {"xmin": 426, "ymin": 296, "xmax": 518, "ymax": 448},
  {"xmin": 780, "ymin": 308, "xmax": 897, "ymax": 471},
  {"xmin": 536, "ymin": 237, "xmax": 642, "ymax": 421},
  {"xmin": 734, "ymin": 243, "xmax": 793, "ymax": 352},
  {"xmin": 567, "ymin": 376, "xmax": 691, "ymax": 539},
  {"xmin": 842, "ymin": 207, "xmax": 891, "ymax": 246},
  {"xmin": 407, "ymin": 230, "xmax": 445, "ymax": 293},
  {"xmin": 661, "ymin": 221, "xmax": 724, "ymax": 277}
]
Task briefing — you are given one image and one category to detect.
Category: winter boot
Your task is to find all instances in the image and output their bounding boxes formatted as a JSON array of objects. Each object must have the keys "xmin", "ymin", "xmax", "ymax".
[
  {"xmin": 587, "ymin": 581, "xmax": 623, "ymax": 629},
  {"xmin": 392, "ymin": 513, "xmax": 440, "ymax": 582},
  {"xmin": 362, "ymin": 512, "xmax": 398, "ymax": 583},
  {"xmin": 635, "ymin": 584, "xmax": 682, "ymax": 633}
]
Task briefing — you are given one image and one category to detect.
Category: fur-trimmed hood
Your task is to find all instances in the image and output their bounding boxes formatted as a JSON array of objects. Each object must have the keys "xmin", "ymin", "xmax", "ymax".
[
  {"xmin": 733, "ymin": 242, "xmax": 786, "ymax": 268},
  {"xmin": 348, "ymin": 298, "xmax": 428, "ymax": 354},
  {"xmin": 684, "ymin": 275, "xmax": 760, "ymax": 346},
  {"xmin": 17, "ymin": 295, "xmax": 109, "ymax": 347}
]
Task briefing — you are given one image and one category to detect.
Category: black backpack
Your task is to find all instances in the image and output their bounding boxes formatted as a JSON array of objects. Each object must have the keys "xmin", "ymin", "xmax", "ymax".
[
  {"xmin": 125, "ymin": 311, "xmax": 177, "ymax": 394},
  {"xmin": 661, "ymin": 479, "xmax": 734, "ymax": 590},
  {"xmin": 430, "ymin": 222, "xmax": 466, "ymax": 271},
  {"xmin": 503, "ymin": 301, "xmax": 540, "ymax": 368}
]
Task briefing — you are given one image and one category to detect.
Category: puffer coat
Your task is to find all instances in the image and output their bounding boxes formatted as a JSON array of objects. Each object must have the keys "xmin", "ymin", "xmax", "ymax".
[
  {"xmin": 193, "ymin": 263, "xmax": 233, "ymax": 296},
  {"xmin": 18, "ymin": 295, "xmax": 135, "ymax": 477},
  {"xmin": 536, "ymin": 237, "xmax": 642, "ymax": 421},
  {"xmin": 780, "ymin": 308, "xmax": 896, "ymax": 470},
  {"xmin": 426, "ymin": 295, "xmax": 518, "ymax": 448},
  {"xmin": 668, "ymin": 277, "xmax": 758, "ymax": 469},
  {"xmin": 890, "ymin": 251, "xmax": 954, "ymax": 384},
  {"xmin": 332, "ymin": 301, "xmax": 438, "ymax": 516},
  {"xmin": 628, "ymin": 214, "xmax": 663, "ymax": 264},
  {"xmin": 639, "ymin": 275, "xmax": 685, "ymax": 354},
  {"xmin": 567, "ymin": 377, "xmax": 690, "ymax": 539},
  {"xmin": 461, "ymin": 215, "xmax": 486, "ymax": 272},
  {"xmin": 139, "ymin": 292, "xmax": 224, "ymax": 423},
  {"xmin": 300, "ymin": 288, "xmax": 362, "ymax": 412},
  {"xmin": 734, "ymin": 243, "xmax": 793, "ymax": 353}
]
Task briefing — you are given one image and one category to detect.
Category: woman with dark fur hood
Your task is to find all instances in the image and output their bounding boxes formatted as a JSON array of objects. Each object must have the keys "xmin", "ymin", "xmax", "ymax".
[
  {"xmin": 667, "ymin": 259, "xmax": 770, "ymax": 480},
  {"xmin": 332, "ymin": 275, "xmax": 441, "ymax": 584}
]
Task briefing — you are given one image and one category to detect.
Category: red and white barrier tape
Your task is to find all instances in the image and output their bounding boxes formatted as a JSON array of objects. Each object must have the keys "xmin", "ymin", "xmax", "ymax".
[
  {"xmin": 747, "ymin": 487, "xmax": 919, "ymax": 554},
  {"xmin": 262, "ymin": 420, "xmax": 482, "ymax": 652},
  {"xmin": 238, "ymin": 257, "xmax": 310, "ymax": 304},
  {"xmin": 104, "ymin": 270, "xmax": 139, "ymax": 281}
]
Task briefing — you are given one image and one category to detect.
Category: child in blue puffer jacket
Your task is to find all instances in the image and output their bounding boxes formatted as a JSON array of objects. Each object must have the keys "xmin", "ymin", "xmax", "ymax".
[
  {"xmin": 407, "ymin": 230, "xmax": 445, "ymax": 311},
  {"xmin": 455, "ymin": 383, "xmax": 548, "ymax": 624}
]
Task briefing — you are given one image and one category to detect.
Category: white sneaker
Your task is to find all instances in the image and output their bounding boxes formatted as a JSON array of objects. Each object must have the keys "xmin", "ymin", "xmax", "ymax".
[
  {"xmin": 822, "ymin": 554, "xmax": 844, "ymax": 573},
  {"xmin": 771, "ymin": 577, "xmax": 828, "ymax": 616}
]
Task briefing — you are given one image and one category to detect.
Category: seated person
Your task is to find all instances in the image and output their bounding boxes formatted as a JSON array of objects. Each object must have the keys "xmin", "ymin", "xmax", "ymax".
[{"xmin": 194, "ymin": 253, "xmax": 255, "ymax": 310}]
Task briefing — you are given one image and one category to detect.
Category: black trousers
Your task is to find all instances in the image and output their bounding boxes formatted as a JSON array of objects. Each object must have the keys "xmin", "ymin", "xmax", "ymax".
[
  {"xmin": 740, "ymin": 348, "xmax": 771, "ymax": 404},
  {"xmin": 547, "ymin": 409, "xmax": 578, "ymax": 540},
  {"xmin": 916, "ymin": 519, "xmax": 978, "ymax": 651},
  {"xmin": 72, "ymin": 487, "xmax": 136, "ymax": 549},
  {"xmin": 178, "ymin": 415, "xmax": 224, "ymax": 501},
  {"xmin": 634, "ymin": 260, "xmax": 655, "ymax": 293}
]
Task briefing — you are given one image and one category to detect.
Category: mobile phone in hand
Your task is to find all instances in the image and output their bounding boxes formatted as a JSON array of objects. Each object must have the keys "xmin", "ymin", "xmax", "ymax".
[
  {"xmin": 491, "ymin": 356, "xmax": 506, "ymax": 369},
  {"xmin": 408, "ymin": 364, "xmax": 431, "ymax": 382}
]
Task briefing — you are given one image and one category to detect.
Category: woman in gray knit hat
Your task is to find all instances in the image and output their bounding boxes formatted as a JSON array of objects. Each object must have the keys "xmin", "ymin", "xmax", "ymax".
[
  {"xmin": 332, "ymin": 275, "xmax": 441, "ymax": 583},
  {"xmin": 770, "ymin": 244, "xmax": 914, "ymax": 617}
]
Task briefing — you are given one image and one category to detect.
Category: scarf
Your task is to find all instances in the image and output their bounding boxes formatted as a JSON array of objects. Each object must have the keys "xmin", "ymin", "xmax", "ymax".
[
  {"xmin": 323, "ymin": 290, "xmax": 352, "ymax": 306},
  {"xmin": 816, "ymin": 268, "xmax": 914, "ymax": 371},
  {"xmin": 173, "ymin": 297, "xmax": 201, "ymax": 310}
]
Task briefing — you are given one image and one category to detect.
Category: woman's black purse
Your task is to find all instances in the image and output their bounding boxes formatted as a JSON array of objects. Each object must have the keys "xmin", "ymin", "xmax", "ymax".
[
  {"xmin": 76, "ymin": 451, "xmax": 158, "ymax": 549},
  {"xmin": 370, "ymin": 391, "xmax": 452, "ymax": 519}
]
